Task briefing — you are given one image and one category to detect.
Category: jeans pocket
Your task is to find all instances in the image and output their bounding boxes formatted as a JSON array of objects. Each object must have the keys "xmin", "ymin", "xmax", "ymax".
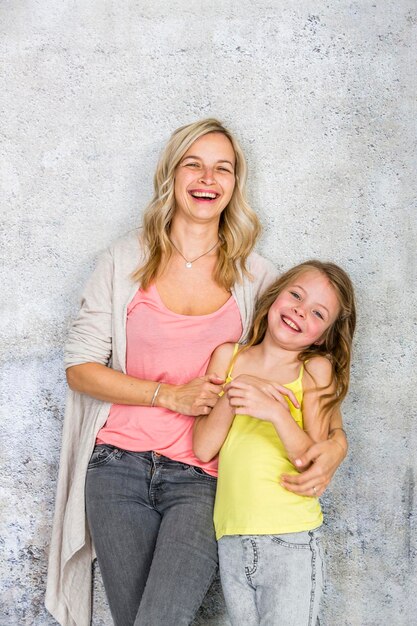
[
  {"xmin": 88, "ymin": 444, "xmax": 121, "ymax": 469},
  {"xmin": 189, "ymin": 465, "xmax": 217, "ymax": 482},
  {"xmin": 270, "ymin": 531, "xmax": 312, "ymax": 550}
]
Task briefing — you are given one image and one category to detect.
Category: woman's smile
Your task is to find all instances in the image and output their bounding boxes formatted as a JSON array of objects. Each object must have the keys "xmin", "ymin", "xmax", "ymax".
[{"xmin": 174, "ymin": 132, "xmax": 236, "ymax": 222}]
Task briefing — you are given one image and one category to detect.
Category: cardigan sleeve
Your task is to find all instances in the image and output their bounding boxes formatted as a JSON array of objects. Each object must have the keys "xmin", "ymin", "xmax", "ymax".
[{"xmin": 64, "ymin": 246, "xmax": 114, "ymax": 369}]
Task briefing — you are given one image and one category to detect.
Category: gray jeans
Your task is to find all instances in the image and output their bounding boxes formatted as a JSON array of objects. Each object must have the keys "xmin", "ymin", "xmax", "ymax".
[
  {"xmin": 86, "ymin": 445, "xmax": 218, "ymax": 626},
  {"xmin": 218, "ymin": 529, "xmax": 325, "ymax": 626}
]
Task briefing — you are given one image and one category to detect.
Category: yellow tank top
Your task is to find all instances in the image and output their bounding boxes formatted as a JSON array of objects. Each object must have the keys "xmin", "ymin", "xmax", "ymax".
[{"xmin": 214, "ymin": 344, "xmax": 323, "ymax": 540}]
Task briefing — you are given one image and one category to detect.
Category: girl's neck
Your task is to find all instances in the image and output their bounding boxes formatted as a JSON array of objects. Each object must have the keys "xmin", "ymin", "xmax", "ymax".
[{"xmin": 251, "ymin": 340, "xmax": 301, "ymax": 370}]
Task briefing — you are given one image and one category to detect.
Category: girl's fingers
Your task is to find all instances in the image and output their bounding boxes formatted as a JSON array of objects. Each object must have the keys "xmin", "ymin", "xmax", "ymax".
[
  {"xmin": 270, "ymin": 385, "xmax": 299, "ymax": 408},
  {"xmin": 227, "ymin": 380, "xmax": 299, "ymax": 409}
]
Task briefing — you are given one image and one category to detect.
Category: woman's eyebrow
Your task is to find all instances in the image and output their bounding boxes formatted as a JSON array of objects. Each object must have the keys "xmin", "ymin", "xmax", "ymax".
[{"xmin": 181, "ymin": 155, "xmax": 234, "ymax": 167}]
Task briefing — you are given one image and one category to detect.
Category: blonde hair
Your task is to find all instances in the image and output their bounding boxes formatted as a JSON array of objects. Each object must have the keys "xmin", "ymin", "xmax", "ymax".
[
  {"xmin": 243, "ymin": 260, "xmax": 356, "ymax": 414},
  {"xmin": 133, "ymin": 118, "xmax": 261, "ymax": 289}
]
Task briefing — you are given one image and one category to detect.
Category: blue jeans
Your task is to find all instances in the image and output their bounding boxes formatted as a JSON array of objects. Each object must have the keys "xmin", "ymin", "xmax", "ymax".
[
  {"xmin": 218, "ymin": 530, "xmax": 325, "ymax": 626},
  {"xmin": 85, "ymin": 445, "xmax": 218, "ymax": 626}
]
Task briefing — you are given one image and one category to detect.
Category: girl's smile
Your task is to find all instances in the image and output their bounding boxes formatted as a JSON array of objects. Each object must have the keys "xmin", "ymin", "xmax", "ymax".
[{"xmin": 267, "ymin": 270, "xmax": 341, "ymax": 350}]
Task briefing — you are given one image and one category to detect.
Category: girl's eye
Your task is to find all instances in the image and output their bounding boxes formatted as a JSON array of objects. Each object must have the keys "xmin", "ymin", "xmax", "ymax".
[
  {"xmin": 218, "ymin": 166, "xmax": 233, "ymax": 173},
  {"xmin": 314, "ymin": 310, "xmax": 324, "ymax": 320},
  {"xmin": 290, "ymin": 291, "xmax": 301, "ymax": 300},
  {"xmin": 184, "ymin": 162, "xmax": 200, "ymax": 168}
]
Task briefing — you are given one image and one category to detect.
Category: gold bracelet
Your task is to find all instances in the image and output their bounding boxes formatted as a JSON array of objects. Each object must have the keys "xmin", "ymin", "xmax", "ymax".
[
  {"xmin": 329, "ymin": 427, "xmax": 347, "ymax": 437},
  {"xmin": 329, "ymin": 428, "xmax": 348, "ymax": 455},
  {"xmin": 151, "ymin": 382, "xmax": 162, "ymax": 407}
]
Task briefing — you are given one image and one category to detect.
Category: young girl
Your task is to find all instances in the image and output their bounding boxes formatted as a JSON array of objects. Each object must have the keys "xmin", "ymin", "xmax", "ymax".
[{"xmin": 193, "ymin": 260, "xmax": 356, "ymax": 626}]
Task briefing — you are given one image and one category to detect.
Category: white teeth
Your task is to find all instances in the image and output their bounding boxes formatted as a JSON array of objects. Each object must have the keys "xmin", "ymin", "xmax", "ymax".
[
  {"xmin": 191, "ymin": 191, "xmax": 217, "ymax": 199},
  {"xmin": 283, "ymin": 317, "xmax": 300, "ymax": 331}
]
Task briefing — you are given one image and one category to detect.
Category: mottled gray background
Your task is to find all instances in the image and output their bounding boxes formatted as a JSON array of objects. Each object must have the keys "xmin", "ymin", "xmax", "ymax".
[{"xmin": 1, "ymin": 1, "xmax": 416, "ymax": 625}]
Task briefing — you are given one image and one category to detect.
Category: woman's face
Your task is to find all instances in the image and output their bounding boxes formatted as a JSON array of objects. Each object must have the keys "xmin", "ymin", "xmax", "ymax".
[{"xmin": 174, "ymin": 132, "xmax": 236, "ymax": 224}]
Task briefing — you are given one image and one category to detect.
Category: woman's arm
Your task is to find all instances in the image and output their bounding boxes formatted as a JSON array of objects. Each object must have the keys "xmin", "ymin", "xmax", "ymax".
[
  {"xmin": 65, "ymin": 242, "xmax": 224, "ymax": 416},
  {"xmin": 193, "ymin": 343, "xmax": 237, "ymax": 461},
  {"xmin": 66, "ymin": 363, "xmax": 224, "ymax": 415}
]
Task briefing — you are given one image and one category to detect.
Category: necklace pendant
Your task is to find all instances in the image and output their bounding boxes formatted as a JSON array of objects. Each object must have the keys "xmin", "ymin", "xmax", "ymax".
[{"xmin": 185, "ymin": 262, "xmax": 192, "ymax": 268}]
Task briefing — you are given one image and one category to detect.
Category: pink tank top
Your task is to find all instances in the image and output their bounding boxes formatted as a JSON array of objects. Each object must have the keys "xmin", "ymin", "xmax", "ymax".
[{"xmin": 96, "ymin": 283, "xmax": 242, "ymax": 476}]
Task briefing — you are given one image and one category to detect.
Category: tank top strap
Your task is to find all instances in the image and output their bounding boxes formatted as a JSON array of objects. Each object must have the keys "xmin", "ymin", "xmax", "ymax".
[{"xmin": 225, "ymin": 343, "xmax": 241, "ymax": 383}]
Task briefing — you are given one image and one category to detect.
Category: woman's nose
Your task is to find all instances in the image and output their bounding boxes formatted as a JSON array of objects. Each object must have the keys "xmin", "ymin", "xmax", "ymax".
[{"xmin": 199, "ymin": 167, "xmax": 215, "ymax": 184}]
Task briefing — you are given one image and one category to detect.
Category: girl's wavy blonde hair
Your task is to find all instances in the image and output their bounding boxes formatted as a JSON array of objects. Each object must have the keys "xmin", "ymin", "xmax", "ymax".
[
  {"xmin": 133, "ymin": 118, "xmax": 261, "ymax": 290},
  {"xmin": 243, "ymin": 260, "xmax": 356, "ymax": 414}
]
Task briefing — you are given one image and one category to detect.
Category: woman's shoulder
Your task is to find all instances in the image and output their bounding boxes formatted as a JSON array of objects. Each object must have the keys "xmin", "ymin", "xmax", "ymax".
[
  {"xmin": 107, "ymin": 228, "xmax": 144, "ymax": 257},
  {"xmin": 247, "ymin": 250, "xmax": 278, "ymax": 276},
  {"xmin": 244, "ymin": 251, "xmax": 279, "ymax": 296},
  {"xmin": 96, "ymin": 228, "xmax": 145, "ymax": 277}
]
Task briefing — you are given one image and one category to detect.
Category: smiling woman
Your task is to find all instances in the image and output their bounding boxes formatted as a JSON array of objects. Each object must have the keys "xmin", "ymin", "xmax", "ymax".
[
  {"xmin": 45, "ymin": 119, "xmax": 348, "ymax": 626},
  {"xmin": 174, "ymin": 132, "xmax": 236, "ymax": 225}
]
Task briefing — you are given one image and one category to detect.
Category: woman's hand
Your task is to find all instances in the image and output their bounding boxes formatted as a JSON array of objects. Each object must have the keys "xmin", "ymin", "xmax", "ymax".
[
  {"xmin": 159, "ymin": 374, "xmax": 224, "ymax": 416},
  {"xmin": 225, "ymin": 375, "xmax": 299, "ymax": 418},
  {"xmin": 280, "ymin": 438, "xmax": 347, "ymax": 497}
]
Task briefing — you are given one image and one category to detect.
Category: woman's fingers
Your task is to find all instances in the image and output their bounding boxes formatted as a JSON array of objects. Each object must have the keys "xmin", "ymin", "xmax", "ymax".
[
  {"xmin": 280, "ymin": 467, "xmax": 328, "ymax": 491},
  {"xmin": 173, "ymin": 375, "xmax": 225, "ymax": 415},
  {"xmin": 280, "ymin": 438, "xmax": 346, "ymax": 496},
  {"xmin": 280, "ymin": 475, "xmax": 327, "ymax": 498}
]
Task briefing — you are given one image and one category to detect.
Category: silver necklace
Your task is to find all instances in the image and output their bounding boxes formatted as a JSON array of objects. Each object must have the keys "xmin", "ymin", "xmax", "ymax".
[{"xmin": 169, "ymin": 238, "xmax": 219, "ymax": 268}]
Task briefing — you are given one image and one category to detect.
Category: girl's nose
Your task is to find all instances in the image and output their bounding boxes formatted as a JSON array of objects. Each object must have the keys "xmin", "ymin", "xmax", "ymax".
[{"xmin": 293, "ymin": 306, "xmax": 305, "ymax": 318}]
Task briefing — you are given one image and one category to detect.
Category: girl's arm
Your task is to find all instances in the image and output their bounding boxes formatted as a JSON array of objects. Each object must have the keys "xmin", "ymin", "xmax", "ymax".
[
  {"xmin": 280, "ymin": 410, "xmax": 347, "ymax": 497},
  {"xmin": 226, "ymin": 357, "xmax": 335, "ymax": 466},
  {"xmin": 193, "ymin": 343, "xmax": 237, "ymax": 462}
]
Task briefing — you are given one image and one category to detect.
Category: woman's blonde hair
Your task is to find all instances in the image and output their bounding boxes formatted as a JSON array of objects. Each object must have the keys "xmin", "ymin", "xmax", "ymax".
[
  {"xmin": 133, "ymin": 118, "xmax": 261, "ymax": 289},
  {"xmin": 243, "ymin": 260, "xmax": 356, "ymax": 414}
]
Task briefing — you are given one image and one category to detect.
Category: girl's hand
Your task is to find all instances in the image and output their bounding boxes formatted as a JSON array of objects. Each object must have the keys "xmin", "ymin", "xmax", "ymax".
[
  {"xmin": 225, "ymin": 375, "xmax": 299, "ymax": 421},
  {"xmin": 160, "ymin": 374, "xmax": 224, "ymax": 416},
  {"xmin": 280, "ymin": 438, "xmax": 346, "ymax": 497}
]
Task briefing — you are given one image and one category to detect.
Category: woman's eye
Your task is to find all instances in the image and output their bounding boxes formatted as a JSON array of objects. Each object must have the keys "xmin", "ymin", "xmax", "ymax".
[
  {"xmin": 218, "ymin": 166, "xmax": 233, "ymax": 173},
  {"xmin": 185, "ymin": 162, "xmax": 200, "ymax": 168}
]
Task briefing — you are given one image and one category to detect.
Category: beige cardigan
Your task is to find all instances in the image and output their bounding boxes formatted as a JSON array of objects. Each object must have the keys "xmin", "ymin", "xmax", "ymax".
[{"xmin": 45, "ymin": 229, "xmax": 278, "ymax": 626}]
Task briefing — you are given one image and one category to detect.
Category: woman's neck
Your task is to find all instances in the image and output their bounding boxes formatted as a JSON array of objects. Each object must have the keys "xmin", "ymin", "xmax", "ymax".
[{"xmin": 169, "ymin": 217, "xmax": 220, "ymax": 258}]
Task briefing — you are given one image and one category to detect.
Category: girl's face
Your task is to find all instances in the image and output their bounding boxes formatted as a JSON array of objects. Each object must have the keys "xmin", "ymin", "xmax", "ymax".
[
  {"xmin": 267, "ymin": 270, "xmax": 341, "ymax": 351},
  {"xmin": 174, "ymin": 132, "xmax": 236, "ymax": 224}
]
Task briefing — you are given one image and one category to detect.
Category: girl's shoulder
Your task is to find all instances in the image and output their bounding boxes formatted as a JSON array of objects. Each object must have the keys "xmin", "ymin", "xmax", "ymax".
[
  {"xmin": 302, "ymin": 356, "xmax": 334, "ymax": 390},
  {"xmin": 208, "ymin": 342, "xmax": 240, "ymax": 377}
]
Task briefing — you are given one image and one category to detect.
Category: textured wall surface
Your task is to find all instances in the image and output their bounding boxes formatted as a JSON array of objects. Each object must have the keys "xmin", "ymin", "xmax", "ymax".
[{"xmin": 1, "ymin": 1, "xmax": 416, "ymax": 624}]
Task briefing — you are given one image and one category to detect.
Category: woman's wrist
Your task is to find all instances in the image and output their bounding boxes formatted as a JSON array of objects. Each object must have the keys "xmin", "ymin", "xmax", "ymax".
[
  {"xmin": 150, "ymin": 382, "xmax": 162, "ymax": 407},
  {"xmin": 153, "ymin": 382, "xmax": 173, "ymax": 410},
  {"xmin": 329, "ymin": 427, "xmax": 348, "ymax": 456}
]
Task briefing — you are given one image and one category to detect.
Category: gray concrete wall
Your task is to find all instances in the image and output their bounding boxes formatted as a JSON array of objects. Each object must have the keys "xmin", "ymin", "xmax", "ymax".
[{"xmin": 1, "ymin": 1, "xmax": 416, "ymax": 624}]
